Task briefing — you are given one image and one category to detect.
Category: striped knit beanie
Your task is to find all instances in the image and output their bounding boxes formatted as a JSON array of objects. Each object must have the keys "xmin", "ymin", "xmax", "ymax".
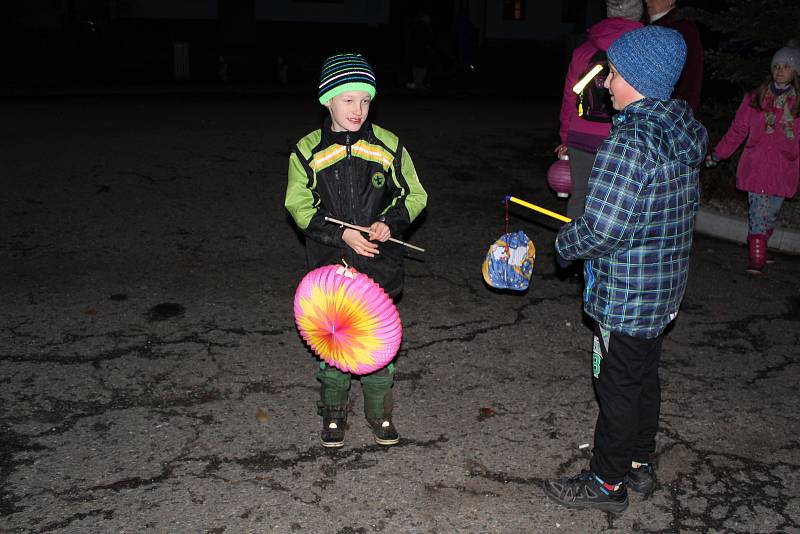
[
  {"xmin": 607, "ymin": 26, "xmax": 686, "ymax": 100},
  {"xmin": 318, "ymin": 53, "xmax": 377, "ymax": 105}
]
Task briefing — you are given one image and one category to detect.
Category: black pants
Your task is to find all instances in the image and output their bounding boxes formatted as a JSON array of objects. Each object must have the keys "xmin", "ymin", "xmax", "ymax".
[{"xmin": 589, "ymin": 323, "xmax": 664, "ymax": 484}]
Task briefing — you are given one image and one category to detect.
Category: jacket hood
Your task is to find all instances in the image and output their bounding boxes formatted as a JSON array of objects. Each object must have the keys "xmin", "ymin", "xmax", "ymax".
[
  {"xmin": 587, "ymin": 17, "xmax": 643, "ymax": 51},
  {"xmin": 622, "ymin": 98, "xmax": 708, "ymax": 166}
]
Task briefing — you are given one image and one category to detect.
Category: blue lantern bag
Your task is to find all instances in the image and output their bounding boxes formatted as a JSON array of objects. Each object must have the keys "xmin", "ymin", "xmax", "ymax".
[{"xmin": 481, "ymin": 230, "xmax": 536, "ymax": 291}]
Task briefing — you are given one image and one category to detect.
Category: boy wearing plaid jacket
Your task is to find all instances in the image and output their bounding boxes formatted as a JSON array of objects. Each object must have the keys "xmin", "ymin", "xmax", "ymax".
[{"xmin": 546, "ymin": 26, "xmax": 708, "ymax": 513}]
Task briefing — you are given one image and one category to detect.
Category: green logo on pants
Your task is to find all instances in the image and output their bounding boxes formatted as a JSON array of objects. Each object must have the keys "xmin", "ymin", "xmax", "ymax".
[{"xmin": 592, "ymin": 336, "xmax": 602, "ymax": 378}]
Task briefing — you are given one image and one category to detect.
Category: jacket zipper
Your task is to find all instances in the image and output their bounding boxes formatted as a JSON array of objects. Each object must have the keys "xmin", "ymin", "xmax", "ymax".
[
  {"xmin": 346, "ymin": 134, "xmax": 356, "ymax": 216},
  {"xmin": 345, "ymin": 133, "xmax": 358, "ymax": 266}
]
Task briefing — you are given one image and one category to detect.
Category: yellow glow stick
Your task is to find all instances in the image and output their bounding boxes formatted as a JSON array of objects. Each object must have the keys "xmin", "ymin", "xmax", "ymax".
[
  {"xmin": 572, "ymin": 64, "xmax": 604, "ymax": 95},
  {"xmin": 507, "ymin": 196, "xmax": 572, "ymax": 224}
]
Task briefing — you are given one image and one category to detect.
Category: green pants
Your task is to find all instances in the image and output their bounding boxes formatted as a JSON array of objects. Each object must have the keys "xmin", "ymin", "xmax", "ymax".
[{"xmin": 316, "ymin": 362, "xmax": 395, "ymax": 420}]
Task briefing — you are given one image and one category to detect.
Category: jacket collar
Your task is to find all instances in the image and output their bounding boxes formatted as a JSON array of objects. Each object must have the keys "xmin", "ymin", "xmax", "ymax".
[
  {"xmin": 651, "ymin": 7, "xmax": 680, "ymax": 24},
  {"xmin": 322, "ymin": 115, "xmax": 369, "ymax": 145},
  {"xmin": 613, "ymin": 97, "xmax": 661, "ymax": 125}
]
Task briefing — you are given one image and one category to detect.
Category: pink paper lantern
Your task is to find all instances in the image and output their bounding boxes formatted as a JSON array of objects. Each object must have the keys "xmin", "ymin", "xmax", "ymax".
[
  {"xmin": 294, "ymin": 264, "xmax": 402, "ymax": 375},
  {"xmin": 547, "ymin": 159, "xmax": 572, "ymax": 198}
]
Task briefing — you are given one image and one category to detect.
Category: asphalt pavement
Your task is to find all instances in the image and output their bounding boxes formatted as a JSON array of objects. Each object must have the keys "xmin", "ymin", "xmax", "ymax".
[{"xmin": 2, "ymin": 95, "xmax": 799, "ymax": 533}]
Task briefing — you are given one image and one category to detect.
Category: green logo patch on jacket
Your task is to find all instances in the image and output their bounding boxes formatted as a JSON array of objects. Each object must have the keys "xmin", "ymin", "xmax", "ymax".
[{"xmin": 371, "ymin": 172, "xmax": 386, "ymax": 188}]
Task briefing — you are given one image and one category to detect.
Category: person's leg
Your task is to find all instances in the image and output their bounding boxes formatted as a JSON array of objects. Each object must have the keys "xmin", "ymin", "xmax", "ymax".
[
  {"xmin": 625, "ymin": 332, "xmax": 664, "ymax": 493},
  {"xmin": 747, "ymin": 193, "xmax": 774, "ymax": 274},
  {"xmin": 628, "ymin": 333, "xmax": 664, "ymax": 462},
  {"xmin": 558, "ymin": 147, "xmax": 595, "ymax": 278},
  {"xmin": 317, "ymin": 363, "xmax": 351, "ymax": 447},
  {"xmin": 361, "ymin": 363, "xmax": 399, "ymax": 445},
  {"xmin": 565, "ymin": 147, "xmax": 596, "ymax": 220},
  {"xmin": 762, "ymin": 194, "xmax": 784, "ymax": 234},
  {"xmin": 590, "ymin": 325, "xmax": 663, "ymax": 485},
  {"xmin": 543, "ymin": 325, "xmax": 657, "ymax": 513},
  {"xmin": 763, "ymin": 194, "xmax": 784, "ymax": 263}
]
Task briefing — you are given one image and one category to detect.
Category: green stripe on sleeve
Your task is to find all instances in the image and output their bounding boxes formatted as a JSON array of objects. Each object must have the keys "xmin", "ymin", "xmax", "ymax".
[
  {"xmin": 397, "ymin": 147, "xmax": 427, "ymax": 221},
  {"xmin": 285, "ymin": 151, "xmax": 317, "ymax": 230}
]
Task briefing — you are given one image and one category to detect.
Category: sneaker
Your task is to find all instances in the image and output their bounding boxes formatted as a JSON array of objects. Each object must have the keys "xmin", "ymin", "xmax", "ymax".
[
  {"xmin": 320, "ymin": 417, "xmax": 345, "ymax": 448},
  {"xmin": 625, "ymin": 463, "xmax": 655, "ymax": 494},
  {"xmin": 543, "ymin": 470, "xmax": 628, "ymax": 513},
  {"xmin": 367, "ymin": 418, "xmax": 399, "ymax": 446}
]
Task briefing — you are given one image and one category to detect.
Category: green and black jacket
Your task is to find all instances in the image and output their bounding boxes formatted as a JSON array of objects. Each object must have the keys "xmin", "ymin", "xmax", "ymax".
[{"xmin": 285, "ymin": 118, "xmax": 427, "ymax": 296}]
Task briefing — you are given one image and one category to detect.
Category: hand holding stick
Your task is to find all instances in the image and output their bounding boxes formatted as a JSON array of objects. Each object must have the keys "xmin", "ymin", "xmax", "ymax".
[{"xmin": 325, "ymin": 216, "xmax": 426, "ymax": 253}]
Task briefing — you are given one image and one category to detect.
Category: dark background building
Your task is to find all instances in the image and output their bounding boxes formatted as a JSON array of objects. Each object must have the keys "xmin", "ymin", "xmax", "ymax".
[{"xmin": 3, "ymin": 0, "xmax": 632, "ymax": 96}]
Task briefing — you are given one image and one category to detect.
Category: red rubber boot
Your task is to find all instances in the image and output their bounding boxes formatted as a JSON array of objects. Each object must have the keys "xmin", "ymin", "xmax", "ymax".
[{"xmin": 746, "ymin": 234, "xmax": 767, "ymax": 275}]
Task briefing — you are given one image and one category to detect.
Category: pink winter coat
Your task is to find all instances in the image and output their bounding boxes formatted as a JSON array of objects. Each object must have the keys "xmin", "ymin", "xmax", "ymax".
[
  {"xmin": 558, "ymin": 17, "xmax": 642, "ymax": 151},
  {"xmin": 714, "ymin": 91, "xmax": 800, "ymax": 198}
]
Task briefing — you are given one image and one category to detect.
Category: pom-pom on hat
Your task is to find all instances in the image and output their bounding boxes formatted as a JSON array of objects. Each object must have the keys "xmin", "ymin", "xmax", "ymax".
[
  {"xmin": 318, "ymin": 53, "xmax": 377, "ymax": 105},
  {"xmin": 772, "ymin": 42, "xmax": 800, "ymax": 74},
  {"xmin": 607, "ymin": 26, "xmax": 686, "ymax": 100},
  {"xmin": 606, "ymin": 0, "xmax": 643, "ymax": 21}
]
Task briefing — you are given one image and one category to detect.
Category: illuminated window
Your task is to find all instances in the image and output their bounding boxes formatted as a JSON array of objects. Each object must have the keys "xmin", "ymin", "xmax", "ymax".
[{"xmin": 503, "ymin": 0, "xmax": 525, "ymax": 21}]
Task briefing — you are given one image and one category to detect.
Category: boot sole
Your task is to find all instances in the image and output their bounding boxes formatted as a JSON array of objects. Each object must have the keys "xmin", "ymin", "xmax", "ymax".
[
  {"xmin": 542, "ymin": 484, "xmax": 629, "ymax": 513},
  {"xmin": 321, "ymin": 439, "xmax": 344, "ymax": 448},
  {"xmin": 374, "ymin": 436, "xmax": 400, "ymax": 446}
]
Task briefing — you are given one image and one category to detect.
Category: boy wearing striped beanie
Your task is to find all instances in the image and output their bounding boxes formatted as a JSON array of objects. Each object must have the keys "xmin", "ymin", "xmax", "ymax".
[
  {"xmin": 285, "ymin": 53, "xmax": 427, "ymax": 448},
  {"xmin": 544, "ymin": 26, "xmax": 708, "ymax": 513}
]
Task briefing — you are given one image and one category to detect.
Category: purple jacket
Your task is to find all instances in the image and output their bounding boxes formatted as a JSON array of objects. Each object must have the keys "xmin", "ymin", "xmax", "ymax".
[
  {"xmin": 714, "ymin": 91, "xmax": 800, "ymax": 198},
  {"xmin": 558, "ymin": 17, "xmax": 642, "ymax": 151}
]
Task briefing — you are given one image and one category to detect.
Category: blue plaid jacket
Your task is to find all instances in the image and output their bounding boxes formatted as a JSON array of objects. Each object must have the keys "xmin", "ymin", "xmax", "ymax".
[{"xmin": 556, "ymin": 98, "xmax": 708, "ymax": 338}]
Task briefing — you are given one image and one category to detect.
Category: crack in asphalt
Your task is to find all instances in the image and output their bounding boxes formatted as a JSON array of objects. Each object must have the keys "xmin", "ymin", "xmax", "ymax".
[
  {"xmin": 653, "ymin": 427, "xmax": 799, "ymax": 533},
  {"xmin": 0, "ymin": 326, "xmax": 294, "ymax": 365},
  {"xmin": 39, "ymin": 508, "xmax": 115, "ymax": 533}
]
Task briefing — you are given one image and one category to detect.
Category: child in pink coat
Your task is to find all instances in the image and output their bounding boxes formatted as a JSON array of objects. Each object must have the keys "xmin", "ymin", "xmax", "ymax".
[{"xmin": 706, "ymin": 44, "xmax": 800, "ymax": 274}]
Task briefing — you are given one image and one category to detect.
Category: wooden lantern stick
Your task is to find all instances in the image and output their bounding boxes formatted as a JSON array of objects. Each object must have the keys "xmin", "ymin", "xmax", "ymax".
[{"xmin": 324, "ymin": 216, "xmax": 425, "ymax": 253}]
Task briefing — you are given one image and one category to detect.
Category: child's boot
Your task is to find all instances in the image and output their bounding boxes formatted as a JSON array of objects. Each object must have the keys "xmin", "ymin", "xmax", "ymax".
[
  {"xmin": 317, "ymin": 363, "xmax": 351, "ymax": 448},
  {"xmin": 365, "ymin": 395, "xmax": 399, "ymax": 445},
  {"xmin": 624, "ymin": 462, "xmax": 656, "ymax": 494},
  {"xmin": 362, "ymin": 365, "xmax": 400, "ymax": 446},
  {"xmin": 318, "ymin": 404, "xmax": 348, "ymax": 448},
  {"xmin": 746, "ymin": 234, "xmax": 767, "ymax": 275}
]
